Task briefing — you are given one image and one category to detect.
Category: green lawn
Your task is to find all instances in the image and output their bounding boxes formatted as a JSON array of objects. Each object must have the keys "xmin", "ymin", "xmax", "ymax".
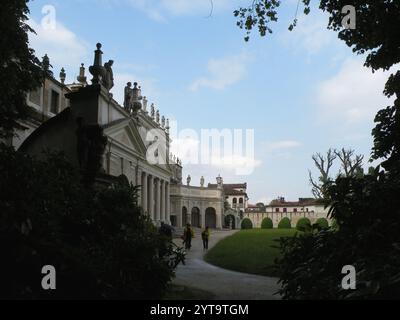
[{"xmin": 204, "ymin": 229, "xmax": 297, "ymax": 277}]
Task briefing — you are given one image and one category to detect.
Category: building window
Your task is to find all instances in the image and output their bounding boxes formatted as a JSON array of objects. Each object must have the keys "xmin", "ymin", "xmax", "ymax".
[
  {"xmin": 283, "ymin": 208, "xmax": 287, "ymax": 213},
  {"xmin": 50, "ymin": 90, "xmax": 60, "ymax": 114},
  {"xmin": 275, "ymin": 208, "xmax": 279, "ymax": 213},
  {"xmin": 239, "ymin": 198, "xmax": 243, "ymax": 204},
  {"xmin": 294, "ymin": 208, "xmax": 297, "ymax": 213},
  {"xmin": 29, "ymin": 87, "xmax": 41, "ymax": 106}
]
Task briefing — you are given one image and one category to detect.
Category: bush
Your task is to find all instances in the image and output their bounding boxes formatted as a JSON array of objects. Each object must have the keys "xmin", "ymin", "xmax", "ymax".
[
  {"xmin": 241, "ymin": 218, "xmax": 253, "ymax": 230},
  {"xmin": 0, "ymin": 144, "xmax": 184, "ymax": 299},
  {"xmin": 316, "ymin": 218, "xmax": 329, "ymax": 229},
  {"xmin": 296, "ymin": 218, "xmax": 311, "ymax": 231},
  {"xmin": 261, "ymin": 217, "xmax": 273, "ymax": 229},
  {"xmin": 278, "ymin": 217, "xmax": 291, "ymax": 229}
]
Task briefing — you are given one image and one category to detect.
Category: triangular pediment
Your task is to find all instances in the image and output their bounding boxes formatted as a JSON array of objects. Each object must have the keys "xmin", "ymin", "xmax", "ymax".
[{"xmin": 104, "ymin": 119, "xmax": 147, "ymax": 158}]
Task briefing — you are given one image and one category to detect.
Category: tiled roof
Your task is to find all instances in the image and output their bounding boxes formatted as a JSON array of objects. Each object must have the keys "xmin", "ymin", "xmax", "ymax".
[{"xmin": 269, "ymin": 199, "xmax": 321, "ymax": 207}]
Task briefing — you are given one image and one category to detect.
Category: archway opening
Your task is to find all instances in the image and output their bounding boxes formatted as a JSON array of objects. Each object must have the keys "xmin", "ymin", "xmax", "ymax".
[
  {"xmin": 205, "ymin": 207, "xmax": 217, "ymax": 229},
  {"xmin": 182, "ymin": 206, "xmax": 188, "ymax": 226},
  {"xmin": 191, "ymin": 207, "xmax": 201, "ymax": 228},
  {"xmin": 224, "ymin": 214, "xmax": 236, "ymax": 229}
]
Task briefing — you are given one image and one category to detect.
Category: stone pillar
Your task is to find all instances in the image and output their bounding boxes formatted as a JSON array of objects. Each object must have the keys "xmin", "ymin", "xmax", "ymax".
[
  {"xmin": 148, "ymin": 175, "xmax": 154, "ymax": 221},
  {"xmin": 160, "ymin": 180, "xmax": 165, "ymax": 222},
  {"xmin": 166, "ymin": 182, "xmax": 170, "ymax": 224},
  {"xmin": 216, "ymin": 206, "xmax": 223, "ymax": 229},
  {"xmin": 177, "ymin": 200, "xmax": 183, "ymax": 228},
  {"xmin": 141, "ymin": 172, "xmax": 148, "ymax": 215},
  {"xmin": 155, "ymin": 178, "xmax": 161, "ymax": 222},
  {"xmin": 201, "ymin": 204, "xmax": 206, "ymax": 228},
  {"xmin": 136, "ymin": 167, "xmax": 142, "ymax": 206}
]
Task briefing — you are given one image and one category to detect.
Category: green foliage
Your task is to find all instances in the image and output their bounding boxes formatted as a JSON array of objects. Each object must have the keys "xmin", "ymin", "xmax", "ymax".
[
  {"xmin": 0, "ymin": 0, "xmax": 43, "ymax": 138},
  {"xmin": 296, "ymin": 218, "xmax": 311, "ymax": 231},
  {"xmin": 316, "ymin": 218, "xmax": 329, "ymax": 229},
  {"xmin": 261, "ymin": 217, "xmax": 273, "ymax": 229},
  {"xmin": 236, "ymin": 1, "xmax": 400, "ymax": 300},
  {"xmin": 241, "ymin": 218, "xmax": 253, "ymax": 230},
  {"xmin": 278, "ymin": 217, "xmax": 291, "ymax": 229},
  {"xmin": 0, "ymin": 144, "xmax": 184, "ymax": 299}
]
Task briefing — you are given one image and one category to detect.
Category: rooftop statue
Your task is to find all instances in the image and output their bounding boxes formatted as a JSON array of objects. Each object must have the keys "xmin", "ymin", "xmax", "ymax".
[
  {"xmin": 151, "ymin": 103, "xmax": 155, "ymax": 119},
  {"xmin": 124, "ymin": 82, "xmax": 132, "ymax": 111},
  {"xmin": 156, "ymin": 110, "xmax": 160, "ymax": 124},
  {"xmin": 103, "ymin": 60, "xmax": 114, "ymax": 91}
]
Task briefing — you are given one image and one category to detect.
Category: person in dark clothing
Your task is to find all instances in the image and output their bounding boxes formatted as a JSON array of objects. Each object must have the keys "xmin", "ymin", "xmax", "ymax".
[
  {"xmin": 183, "ymin": 223, "xmax": 194, "ymax": 250},
  {"xmin": 201, "ymin": 226, "xmax": 210, "ymax": 250}
]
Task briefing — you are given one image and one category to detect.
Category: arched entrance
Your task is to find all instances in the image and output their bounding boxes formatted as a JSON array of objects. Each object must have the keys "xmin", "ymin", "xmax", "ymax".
[
  {"xmin": 224, "ymin": 214, "xmax": 236, "ymax": 229},
  {"xmin": 182, "ymin": 206, "xmax": 187, "ymax": 226},
  {"xmin": 191, "ymin": 207, "xmax": 201, "ymax": 228},
  {"xmin": 205, "ymin": 207, "xmax": 217, "ymax": 229}
]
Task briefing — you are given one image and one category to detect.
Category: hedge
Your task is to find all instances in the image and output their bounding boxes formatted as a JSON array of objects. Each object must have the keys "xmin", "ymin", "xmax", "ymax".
[
  {"xmin": 241, "ymin": 218, "xmax": 253, "ymax": 229},
  {"xmin": 261, "ymin": 217, "xmax": 273, "ymax": 229},
  {"xmin": 296, "ymin": 218, "xmax": 311, "ymax": 231},
  {"xmin": 278, "ymin": 217, "xmax": 291, "ymax": 229},
  {"xmin": 316, "ymin": 218, "xmax": 329, "ymax": 229}
]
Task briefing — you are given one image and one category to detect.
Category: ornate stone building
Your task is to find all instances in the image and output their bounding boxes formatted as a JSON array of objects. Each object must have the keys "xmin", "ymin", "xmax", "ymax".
[
  {"xmin": 245, "ymin": 197, "xmax": 331, "ymax": 228},
  {"xmin": 16, "ymin": 43, "xmax": 225, "ymax": 229}
]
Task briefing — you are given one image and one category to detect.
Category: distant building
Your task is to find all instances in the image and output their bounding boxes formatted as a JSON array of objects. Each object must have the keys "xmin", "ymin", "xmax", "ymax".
[
  {"xmin": 15, "ymin": 44, "xmax": 225, "ymax": 229},
  {"xmin": 245, "ymin": 197, "xmax": 331, "ymax": 228}
]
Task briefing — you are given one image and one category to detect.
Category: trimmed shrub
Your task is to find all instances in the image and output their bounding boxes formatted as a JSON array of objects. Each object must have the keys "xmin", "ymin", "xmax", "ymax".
[
  {"xmin": 316, "ymin": 218, "xmax": 329, "ymax": 229},
  {"xmin": 261, "ymin": 217, "xmax": 273, "ymax": 229},
  {"xmin": 331, "ymin": 219, "xmax": 339, "ymax": 230},
  {"xmin": 241, "ymin": 218, "xmax": 253, "ymax": 230},
  {"xmin": 278, "ymin": 217, "xmax": 291, "ymax": 229},
  {"xmin": 296, "ymin": 218, "xmax": 311, "ymax": 231}
]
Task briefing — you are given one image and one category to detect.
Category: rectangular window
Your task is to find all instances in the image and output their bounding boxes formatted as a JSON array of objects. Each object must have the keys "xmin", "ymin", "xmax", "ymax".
[
  {"xmin": 50, "ymin": 90, "xmax": 60, "ymax": 114},
  {"xmin": 275, "ymin": 208, "xmax": 279, "ymax": 213},
  {"xmin": 29, "ymin": 87, "xmax": 41, "ymax": 106},
  {"xmin": 294, "ymin": 208, "xmax": 297, "ymax": 213},
  {"xmin": 283, "ymin": 208, "xmax": 287, "ymax": 213}
]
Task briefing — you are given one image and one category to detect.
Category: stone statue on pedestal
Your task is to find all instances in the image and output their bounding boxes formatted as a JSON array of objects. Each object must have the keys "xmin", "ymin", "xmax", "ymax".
[
  {"xmin": 156, "ymin": 110, "xmax": 160, "ymax": 124},
  {"xmin": 161, "ymin": 116, "xmax": 165, "ymax": 128},
  {"xmin": 187, "ymin": 175, "xmax": 191, "ymax": 186},
  {"xmin": 124, "ymin": 82, "xmax": 132, "ymax": 111},
  {"xmin": 151, "ymin": 103, "xmax": 155, "ymax": 119},
  {"xmin": 200, "ymin": 176, "xmax": 205, "ymax": 187},
  {"xmin": 103, "ymin": 60, "xmax": 114, "ymax": 91}
]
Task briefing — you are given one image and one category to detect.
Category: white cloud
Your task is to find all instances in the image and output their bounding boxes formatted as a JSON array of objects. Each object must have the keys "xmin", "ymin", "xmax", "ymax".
[
  {"xmin": 280, "ymin": 11, "xmax": 335, "ymax": 55},
  {"xmin": 315, "ymin": 58, "xmax": 395, "ymax": 125},
  {"xmin": 265, "ymin": 140, "xmax": 302, "ymax": 151},
  {"xmin": 28, "ymin": 18, "xmax": 89, "ymax": 83},
  {"xmin": 210, "ymin": 154, "xmax": 262, "ymax": 175},
  {"xmin": 190, "ymin": 53, "xmax": 250, "ymax": 91},
  {"xmin": 126, "ymin": 0, "xmax": 232, "ymax": 21}
]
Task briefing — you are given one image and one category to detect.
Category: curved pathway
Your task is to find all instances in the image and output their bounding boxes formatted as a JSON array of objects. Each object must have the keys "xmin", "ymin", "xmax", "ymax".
[{"xmin": 172, "ymin": 229, "xmax": 281, "ymax": 300}]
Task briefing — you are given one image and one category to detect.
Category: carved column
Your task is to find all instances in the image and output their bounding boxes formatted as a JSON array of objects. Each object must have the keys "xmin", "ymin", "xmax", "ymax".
[
  {"xmin": 148, "ymin": 175, "xmax": 154, "ymax": 221},
  {"xmin": 166, "ymin": 182, "xmax": 170, "ymax": 224},
  {"xmin": 155, "ymin": 178, "xmax": 161, "ymax": 222},
  {"xmin": 142, "ymin": 172, "xmax": 148, "ymax": 215},
  {"xmin": 160, "ymin": 180, "xmax": 165, "ymax": 222}
]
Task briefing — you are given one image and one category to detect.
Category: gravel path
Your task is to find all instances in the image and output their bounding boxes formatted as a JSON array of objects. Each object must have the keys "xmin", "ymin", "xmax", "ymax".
[{"xmin": 172, "ymin": 229, "xmax": 281, "ymax": 300}]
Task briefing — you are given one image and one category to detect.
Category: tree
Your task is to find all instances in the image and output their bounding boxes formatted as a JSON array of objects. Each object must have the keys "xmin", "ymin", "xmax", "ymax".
[
  {"xmin": 235, "ymin": 1, "xmax": 400, "ymax": 172},
  {"xmin": 0, "ymin": 144, "xmax": 184, "ymax": 299},
  {"xmin": 309, "ymin": 148, "xmax": 364, "ymax": 199},
  {"xmin": 235, "ymin": 2, "xmax": 400, "ymax": 299},
  {"xmin": 0, "ymin": 0, "xmax": 43, "ymax": 139},
  {"xmin": 309, "ymin": 149, "xmax": 336, "ymax": 199}
]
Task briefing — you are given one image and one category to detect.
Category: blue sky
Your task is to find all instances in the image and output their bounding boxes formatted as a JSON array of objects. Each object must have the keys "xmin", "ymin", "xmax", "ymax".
[{"xmin": 26, "ymin": 0, "xmax": 393, "ymax": 204}]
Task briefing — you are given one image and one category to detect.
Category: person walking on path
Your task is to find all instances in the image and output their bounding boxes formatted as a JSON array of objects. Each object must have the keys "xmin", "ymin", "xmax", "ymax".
[
  {"xmin": 183, "ymin": 223, "xmax": 194, "ymax": 250},
  {"xmin": 201, "ymin": 226, "xmax": 210, "ymax": 250}
]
